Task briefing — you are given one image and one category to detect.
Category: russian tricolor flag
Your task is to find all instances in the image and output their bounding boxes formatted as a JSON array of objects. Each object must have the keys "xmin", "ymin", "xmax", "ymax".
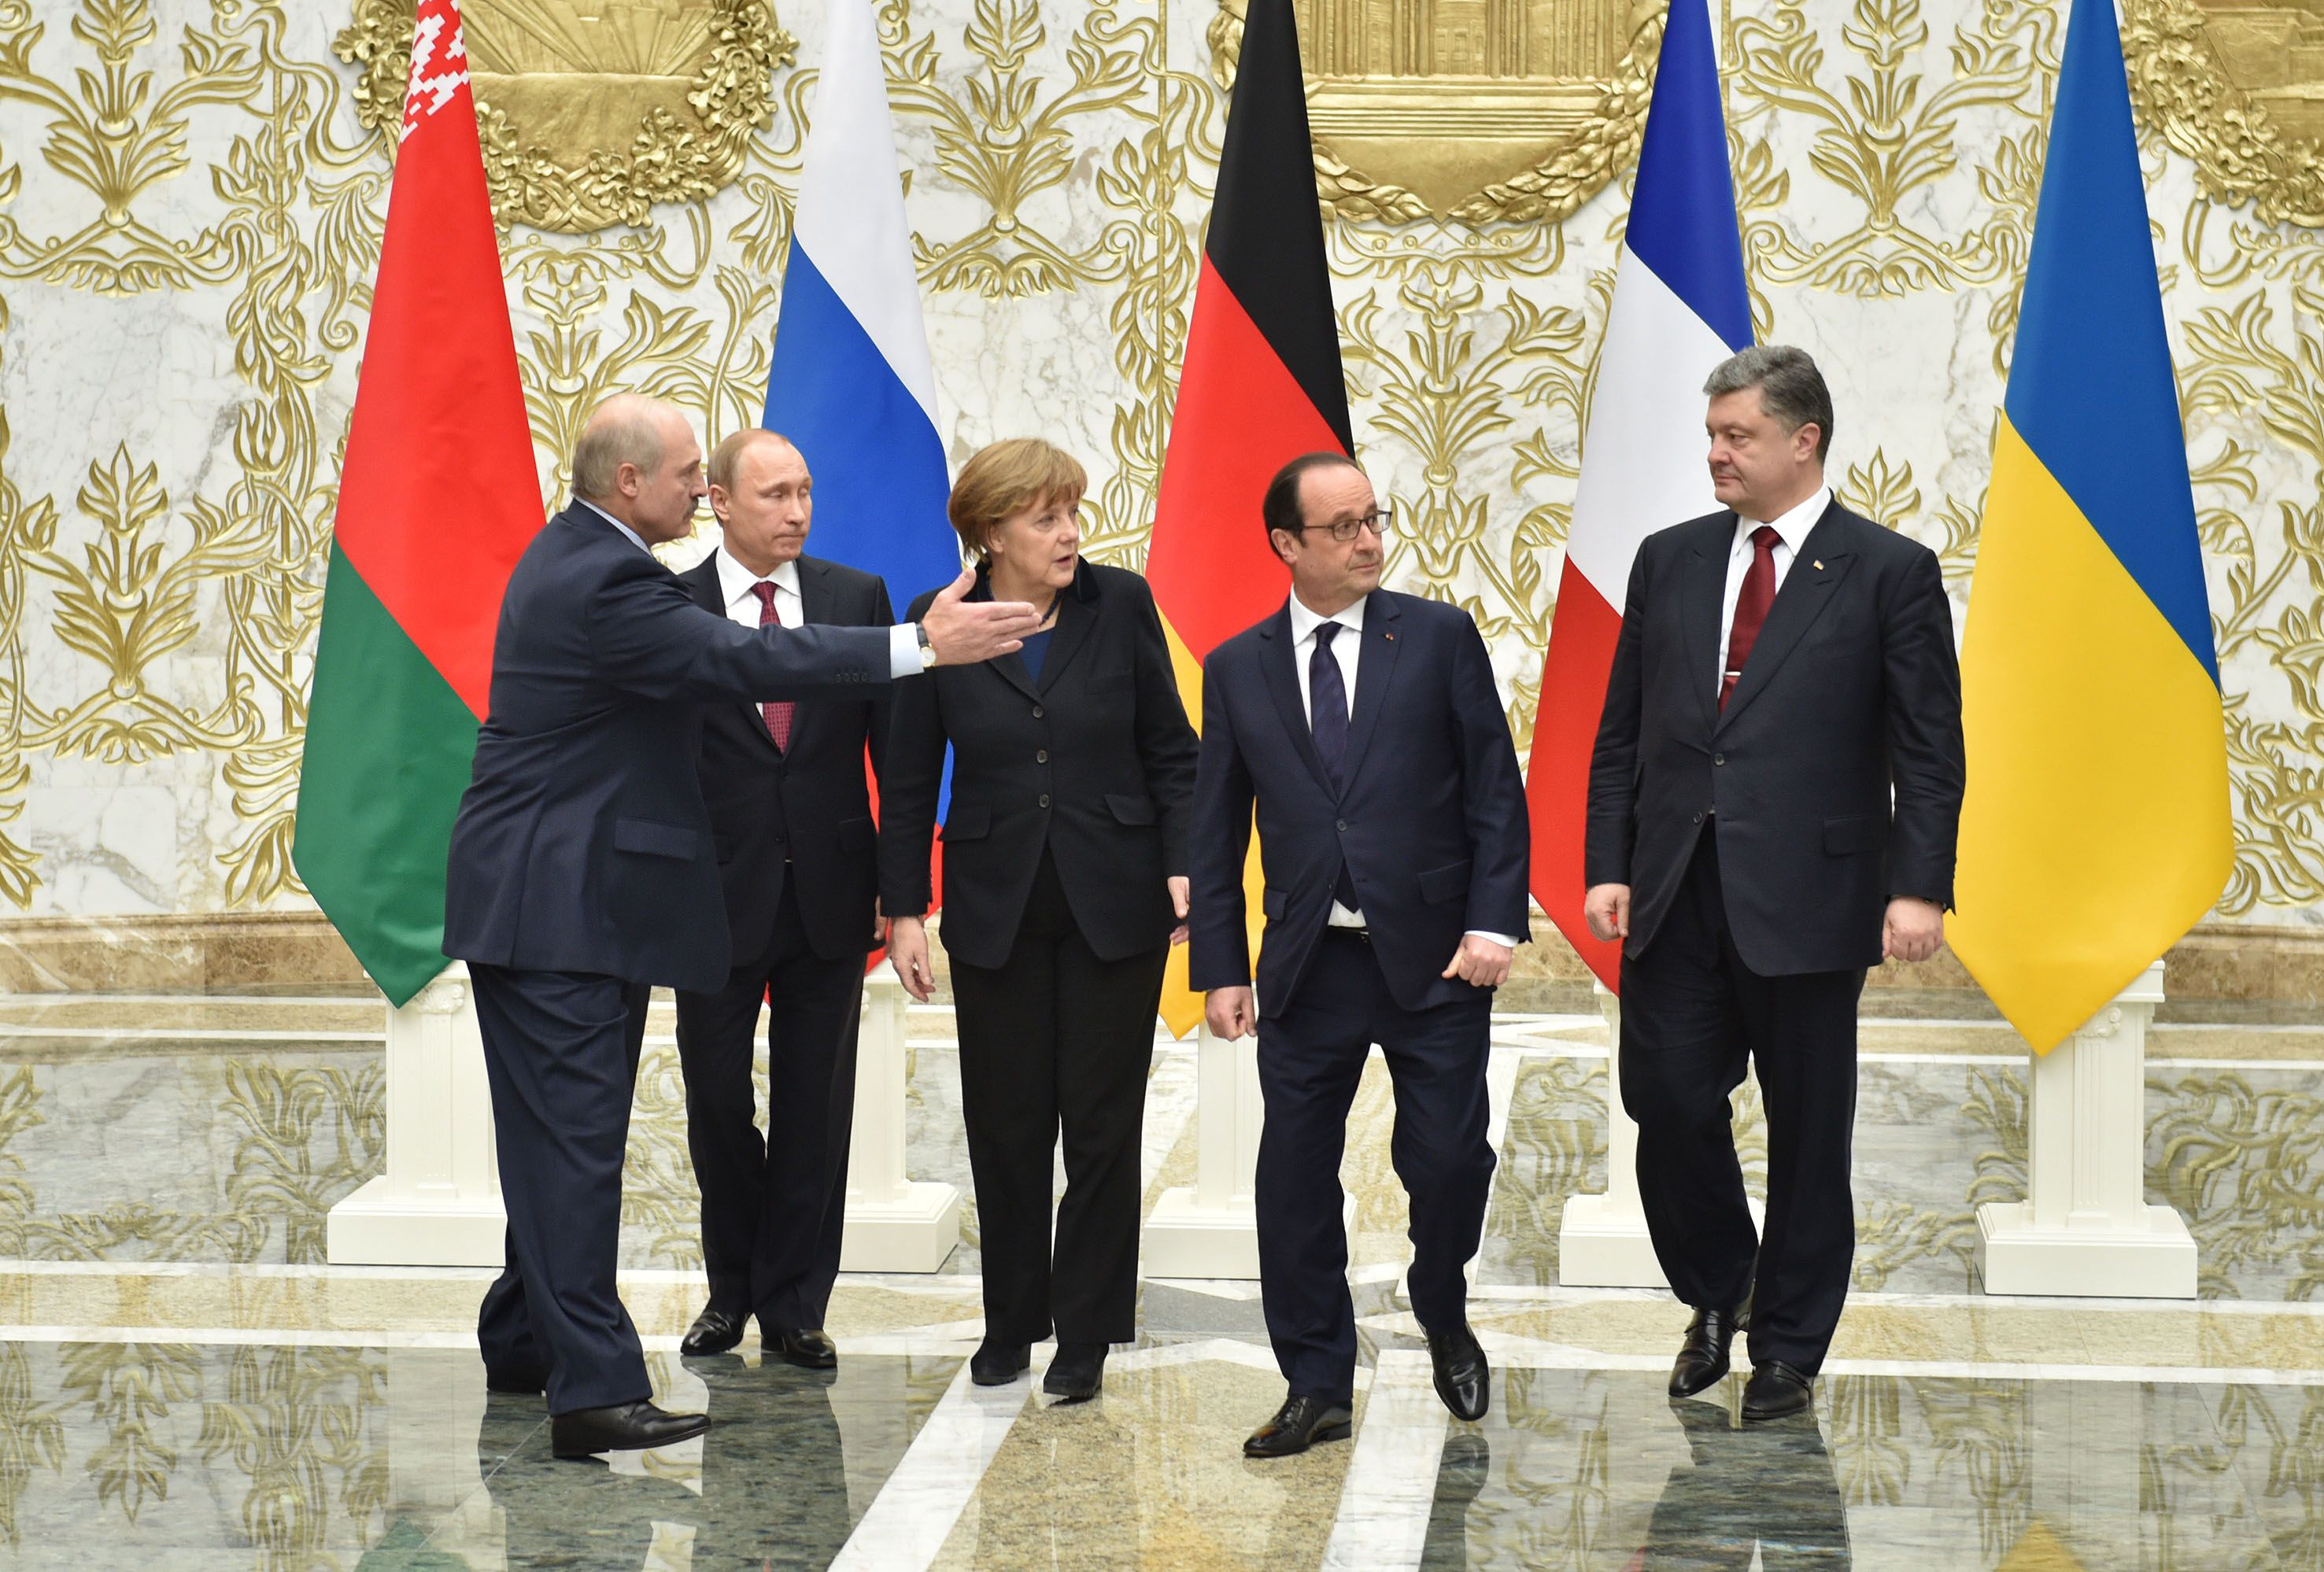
[
  {"xmin": 763, "ymin": 0, "xmax": 957, "ymax": 607},
  {"xmin": 1524, "ymin": 0, "xmax": 1750, "ymax": 991},
  {"xmin": 763, "ymin": 0, "xmax": 961, "ymax": 910}
]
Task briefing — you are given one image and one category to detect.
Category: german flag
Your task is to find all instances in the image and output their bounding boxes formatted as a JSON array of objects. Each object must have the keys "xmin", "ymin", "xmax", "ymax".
[{"xmin": 1146, "ymin": 0, "xmax": 1350, "ymax": 1034}]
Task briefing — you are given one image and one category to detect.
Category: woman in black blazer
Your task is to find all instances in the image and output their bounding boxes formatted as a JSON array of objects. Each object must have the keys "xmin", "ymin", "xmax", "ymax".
[{"xmin": 881, "ymin": 437, "xmax": 1198, "ymax": 1401}]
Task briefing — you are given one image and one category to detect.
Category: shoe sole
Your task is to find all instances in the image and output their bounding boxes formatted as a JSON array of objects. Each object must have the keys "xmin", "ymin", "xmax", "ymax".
[
  {"xmin": 767, "ymin": 1346, "xmax": 838, "ymax": 1371},
  {"xmin": 551, "ymin": 1415, "xmax": 711, "ymax": 1459},
  {"xmin": 970, "ymin": 1367, "xmax": 1029, "ymax": 1387},
  {"xmin": 1043, "ymin": 1379, "xmax": 1102, "ymax": 1400}
]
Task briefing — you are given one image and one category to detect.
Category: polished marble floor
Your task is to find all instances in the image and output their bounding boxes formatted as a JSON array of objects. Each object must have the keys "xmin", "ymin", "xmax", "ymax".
[{"xmin": 9, "ymin": 991, "xmax": 2324, "ymax": 1564}]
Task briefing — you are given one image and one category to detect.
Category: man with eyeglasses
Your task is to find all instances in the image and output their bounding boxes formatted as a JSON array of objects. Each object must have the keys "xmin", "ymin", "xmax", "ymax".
[{"xmin": 1188, "ymin": 452, "xmax": 1530, "ymax": 1459}]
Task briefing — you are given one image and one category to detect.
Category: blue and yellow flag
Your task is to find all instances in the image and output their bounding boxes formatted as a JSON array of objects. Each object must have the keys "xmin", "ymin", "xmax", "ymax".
[{"xmin": 1949, "ymin": 0, "xmax": 2230, "ymax": 1052}]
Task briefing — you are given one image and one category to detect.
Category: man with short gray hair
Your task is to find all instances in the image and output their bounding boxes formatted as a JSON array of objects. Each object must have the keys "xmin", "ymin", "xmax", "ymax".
[
  {"xmin": 1582, "ymin": 346, "xmax": 1964, "ymax": 1421},
  {"xmin": 442, "ymin": 394, "xmax": 1038, "ymax": 1459}
]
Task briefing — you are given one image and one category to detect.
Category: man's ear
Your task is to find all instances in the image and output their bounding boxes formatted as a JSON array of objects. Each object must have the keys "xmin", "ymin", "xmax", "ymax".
[{"xmin": 1268, "ymin": 528, "xmax": 1298, "ymax": 567}]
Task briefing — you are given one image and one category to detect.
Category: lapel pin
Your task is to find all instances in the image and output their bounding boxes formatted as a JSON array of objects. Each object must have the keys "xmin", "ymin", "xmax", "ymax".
[
  {"xmin": 1384, "ymin": 632, "xmax": 1395, "ymax": 642},
  {"xmin": 1813, "ymin": 559, "xmax": 1823, "ymax": 570}
]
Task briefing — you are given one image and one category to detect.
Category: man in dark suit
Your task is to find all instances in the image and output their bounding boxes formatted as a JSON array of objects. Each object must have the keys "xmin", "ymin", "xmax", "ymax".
[
  {"xmin": 670, "ymin": 428, "xmax": 892, "ymax": 1368},
  {"xmin": 1584, "ymin": 345, "xmax": 1964, "ymax": 1421},
  {"xmin": 1188, "ymin": 452, "xmax": 1530, "ymax": 1459},
  {"xmin": 442, "ymin": 394, "xmax": 1036, "ymax": 1458}
]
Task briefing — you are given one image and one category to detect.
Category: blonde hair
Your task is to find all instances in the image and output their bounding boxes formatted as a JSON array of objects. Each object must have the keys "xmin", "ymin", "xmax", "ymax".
[
  {"xmin": 707, "ymin": 427, "xmax": 799, "ymax": 492},
  {"xmin": 947, "ymin": 438, "xmax": 1087, "ymax": 559}
]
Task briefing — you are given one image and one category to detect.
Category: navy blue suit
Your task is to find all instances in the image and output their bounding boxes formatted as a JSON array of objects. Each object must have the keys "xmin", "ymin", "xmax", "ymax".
[
  {"xmin": 1188, "ymin": 589, "xmax": 1528, "ymax": 1402},
  {"xmin": 443, "ymin": 502, "xmax": 895, "ymax": 1415}
]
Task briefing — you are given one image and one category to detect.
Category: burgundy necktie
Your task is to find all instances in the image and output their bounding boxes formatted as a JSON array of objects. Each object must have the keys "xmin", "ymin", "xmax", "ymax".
[
  {"xmin": 1720, "ymin": 526, "xmax": 1781, "ymax": 711},
  {"xmin": 748, "ymin": 581, "xmax": 795, "ymax": 750}
]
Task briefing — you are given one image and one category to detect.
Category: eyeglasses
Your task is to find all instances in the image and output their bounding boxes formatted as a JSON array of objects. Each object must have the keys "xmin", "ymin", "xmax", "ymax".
[{"xmin": 1299, "ymin": 508, "xmax": 1394, "ymax": 543}]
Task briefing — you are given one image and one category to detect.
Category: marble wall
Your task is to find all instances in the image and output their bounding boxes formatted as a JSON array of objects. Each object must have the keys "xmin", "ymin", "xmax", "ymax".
[{"xmin": 0, "ymin": 0, "xmax": 2320, "ymax": 949}]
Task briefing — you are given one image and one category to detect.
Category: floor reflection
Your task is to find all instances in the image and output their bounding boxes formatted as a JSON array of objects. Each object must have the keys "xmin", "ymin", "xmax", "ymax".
[
  {"xmin": 7, "ymin": 1341, "xmax": 955, "ymax": 1568},
  {"xmin": 1421, "ymin": 1367, "xmax": 2308, "ymax": 1570}
]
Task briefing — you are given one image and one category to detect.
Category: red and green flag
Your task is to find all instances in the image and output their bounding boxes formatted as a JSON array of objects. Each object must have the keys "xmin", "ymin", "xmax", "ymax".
[
  {"xmin": 1145, "ymin": 0, "xmax": 1352, "ymax": 1033},
  {"xmin": 293, "ymin": 0, "xmax": 539, "ymax": 1006}
]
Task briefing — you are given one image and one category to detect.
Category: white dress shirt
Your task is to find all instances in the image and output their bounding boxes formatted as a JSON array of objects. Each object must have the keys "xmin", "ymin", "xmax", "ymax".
[
  {"xmin": 712, "ymin": 544, "xmax": 802, "ymax": 630},
  {"xmin": 1714, "ymin": 485, "xmax": 1831, "ymax": 698},
  {"xmin": 1285, "ymin": 591, "xmax": 1519, "ymax": 949},
  {"xmin": 576, "ymin": 496, "xmax": 651, "ymax": 555}
]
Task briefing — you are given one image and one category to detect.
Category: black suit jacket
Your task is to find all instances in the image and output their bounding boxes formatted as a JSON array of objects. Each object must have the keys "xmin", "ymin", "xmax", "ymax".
[
  {"xmin": 1584, "ymin": 500, "xmax": 1966, "ymax": 975},
  {"xmin": 679, "ymin": 552, "xmax": 894, "ymax": 964},
  {"xmin": 878, "ymin": 561, "xmax": 1199, "ymax": 969},
  {"xmin": 443, "ymin": 504, "xmax": 894, "ymax": 992},
  {"xmin": 1188, "ymin": 589, "xmax": 1531, "ymax": 1017}
]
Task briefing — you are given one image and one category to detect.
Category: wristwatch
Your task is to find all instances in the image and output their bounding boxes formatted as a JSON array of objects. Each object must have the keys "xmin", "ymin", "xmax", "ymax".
[{"xmin": 914, "ymin": 622, "xmax": 937, "ymax": 669}]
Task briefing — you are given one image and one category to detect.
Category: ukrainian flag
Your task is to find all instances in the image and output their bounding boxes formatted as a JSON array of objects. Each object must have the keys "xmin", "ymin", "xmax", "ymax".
[{"xmin": 1949, "ymin": 0, "xmax": 2230, "ymax": 1052}]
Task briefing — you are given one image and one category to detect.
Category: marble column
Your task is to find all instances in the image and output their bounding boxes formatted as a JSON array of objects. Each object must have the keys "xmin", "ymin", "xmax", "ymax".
[
  {"xmin": 325, "ymin": 962, "xmax": 506, "ymax": 1267},
  {"xmin": 1143, "ymin": 1021, "xmax": 1265, "ymax": 1279},
  {"xmin": 1976, "ymin": 961, "xmax": 2197, "ymax": 1297},
  {"xmin": 1556, "ymin": 983, "xmax": 1668, "ymax": 1288},
  {"xmin": 839, "ymin": 971, "xmax": 961, "ymax": 1271}
]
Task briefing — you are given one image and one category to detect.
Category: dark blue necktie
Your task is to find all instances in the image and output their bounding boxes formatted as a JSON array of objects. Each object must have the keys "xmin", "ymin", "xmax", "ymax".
[{"xmin": 1310, "ymin": 622, "xmax": 1361, "ymax": 913}]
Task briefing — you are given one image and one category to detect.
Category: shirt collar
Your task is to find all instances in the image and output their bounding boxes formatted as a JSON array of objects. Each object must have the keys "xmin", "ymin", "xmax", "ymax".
[
  {"xmin": 1288, "ymin": 590, "xmax": 1367, "ymax": 647},
  {"xmin": 574, "ymin": 496, "xmax": 652, "ymax": 556},
  {"xmin": 713, "ymin": 544, "xmax": 800, "ymax": 609},
  {"xmin": 1735, "ymin": 485, "xmax": 1831, "ymax": 557}
]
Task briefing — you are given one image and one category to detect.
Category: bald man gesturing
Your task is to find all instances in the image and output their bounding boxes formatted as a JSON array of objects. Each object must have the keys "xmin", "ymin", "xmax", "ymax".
[{"xmin": 442, "ymin": 396, "xmax": 1036, "ymax": 1459}]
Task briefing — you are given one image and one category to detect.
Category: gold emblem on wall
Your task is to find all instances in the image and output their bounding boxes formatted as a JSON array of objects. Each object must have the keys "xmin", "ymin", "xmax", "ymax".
[
  {"xmin": 2126, "ymin": 0, "xmax": 2324, "ymax": 228},
  {"xmin": 1209, "ymin": 0, "xmax": 1665, "ymax": 223},
  {"xmin": 333, "ymin": 0, "xmax": 793, "ymax": 232}
]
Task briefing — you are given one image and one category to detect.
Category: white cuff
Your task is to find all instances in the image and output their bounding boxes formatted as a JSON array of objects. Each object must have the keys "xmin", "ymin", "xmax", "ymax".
[
  {"xmin": 1464, "ymin": 929, "xmax": 1520, "ymax": 949},
  {"xmin": 888, "ymin": 623, "xmax": 923, "ymax": 679}
]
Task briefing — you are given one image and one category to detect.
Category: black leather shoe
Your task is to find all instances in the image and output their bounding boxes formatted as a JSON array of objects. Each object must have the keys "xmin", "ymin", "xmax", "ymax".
[
  {"xmin": 970, "ymin": 1339, "xmax": 1030, "ymax": 1386},
  {"xmin": 484, "ymin": 1363, "xmax": 549, "ymax": 1397},
  {"xmin": 550, "ymin": 1400, "xmax": 710, "ymax": 1459},
  {"xmin": 763, "ymin": 1326, "xmax": 838, "ymax": 1370},
  {"xmin": 1424, "ymin": 1321, "xmax": 1491, "ymax": 1422},
  {"xmin": 679, "ymin": 1307, "xmax": 746, "ymax": 1358},
  {"xmin": 1043, "ymin": 1341, "xmax": 1108, "ymax": 1401},
  {"xmin": 1742, "ymin": 1360, "xmax": 1814, "ymax": 1421},
  {"xmin": 1243, "ymin": 1393, "xmax": 1354, "ymax": 1458},
  {"xmin": 1669, "ymin": 1305, "xmax": 1741, "ymax": 1398}
]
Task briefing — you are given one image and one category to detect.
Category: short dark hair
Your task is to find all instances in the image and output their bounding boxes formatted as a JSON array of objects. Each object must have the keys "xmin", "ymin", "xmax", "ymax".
[
  {"xmin": 1262, "ymin": 452, "xmax": 1363, "ymax": 550},
  {"xmin": 1703, "ymin": 345, "xmax": 1834, "ymax": 463}
]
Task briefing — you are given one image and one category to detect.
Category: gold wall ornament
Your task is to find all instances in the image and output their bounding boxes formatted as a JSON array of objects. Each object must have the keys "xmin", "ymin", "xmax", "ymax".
[
  {"xmin": 1206, "ymin": 0, "xmax": 1664, "ymax": 223},
  {"xmin": 2125, "ymin": 0, "xmax": 2324, "ymax": 230},
  {"xmin": 333, "ymin": 0, "xmax": 793, "ymax": 233}
]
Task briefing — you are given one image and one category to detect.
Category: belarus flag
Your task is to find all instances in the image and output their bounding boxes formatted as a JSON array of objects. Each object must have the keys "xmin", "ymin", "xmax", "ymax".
[
  {"xmin": 1524, "ymin": 0, "xmax": 1750, "ymax": 991},
  {"xmin": 294, "ymin": 0, "xmax": 540, "ymax": 1006}
]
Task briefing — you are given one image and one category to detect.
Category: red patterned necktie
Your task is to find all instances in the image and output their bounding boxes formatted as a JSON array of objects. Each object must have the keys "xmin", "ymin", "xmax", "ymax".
[
  {"xmin": 1720, "ymin": 525, "xmax": 1782, "ymax": 712},
  {"xmin": 748, "ymin": 581, "xmax": 795, "ymax": 750}
]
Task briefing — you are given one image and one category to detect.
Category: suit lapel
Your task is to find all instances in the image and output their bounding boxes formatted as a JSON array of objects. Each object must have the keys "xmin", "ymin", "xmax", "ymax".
[
  {"xmin": 1716, "ymin": 506, "xmax": 1855, "ymax": 732},
  {"xmin": 964, "ymin": 573, "xmax": 1038, "ymax": 701},
  {"xmin": 1258, "ymin": 604, "xmax": 1335, "ymax": 798},
  {"xmin": 1681, "ymin": 515, "xmax": 1731, "ymax": 737},
  {"xmin": 1035, "ymin": 584, "xmax": 1095, "ymax": 695},
  {"xmin": 1337, "ymin": 592, "xmax": 1402, "ymax": 796},
  {"xmin": 785, "ymin": 558, "xmax": 839, "ymax": 751}
]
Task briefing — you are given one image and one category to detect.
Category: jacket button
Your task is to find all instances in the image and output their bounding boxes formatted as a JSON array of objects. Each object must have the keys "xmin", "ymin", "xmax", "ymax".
[
  {"xmin": 1032, "ymin": 705, "xmax": 1044, "ymax": 718},
  {"xmin": 1039, "ymin": 794, "xmax": 1051, "ymax": 809},
  {"xmin": 1693, "ymin": 810, "xmax": 1705, "ymax": 824},
  {"xmin": 1036, "ymin": 749, "xmax": 1049, "ymax": 764},
  {"xmin": 1714, "ymin": 753, "xmax": 1725, "ymax": 766},
  {"xmin": 1336, "ymin": 819, "xmax": 1348, "ymax": 832}
]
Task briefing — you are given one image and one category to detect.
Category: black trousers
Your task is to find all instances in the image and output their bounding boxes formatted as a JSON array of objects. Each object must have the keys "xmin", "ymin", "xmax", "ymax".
[
  {"xmin": 1254, "ymin": 928, "xmax": 1496, "ymax": 1404},
  {"xmin": 948, "ymin": 851, "xmax": 1166, "ymax": 1345},
  {"xmin": 673, "ymin": 879, "xmax": 864, "ymax": 1330},
  {"xmin": 1620, "ymin": 828, "xmax": 1865, "ymax": 1375},
  {"xmin": 472, "ymin": 965, "xmax": 653, "ymax": 1415}
]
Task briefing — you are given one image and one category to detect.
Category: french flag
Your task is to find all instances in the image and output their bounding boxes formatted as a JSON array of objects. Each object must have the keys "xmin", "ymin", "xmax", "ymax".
[
  {"xmin": 1524, "ymin": 0, "xmax": 1750, "ymax": 991},
  {"xmin": 763, "ymin": 0, "xmax": 959, "ymax": 906}
]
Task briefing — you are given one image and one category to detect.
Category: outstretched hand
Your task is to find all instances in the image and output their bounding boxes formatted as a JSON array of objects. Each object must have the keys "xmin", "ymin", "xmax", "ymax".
[{"xmin": 918, "ymin": 567, "xmax": 1039, "ymax": 666}]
